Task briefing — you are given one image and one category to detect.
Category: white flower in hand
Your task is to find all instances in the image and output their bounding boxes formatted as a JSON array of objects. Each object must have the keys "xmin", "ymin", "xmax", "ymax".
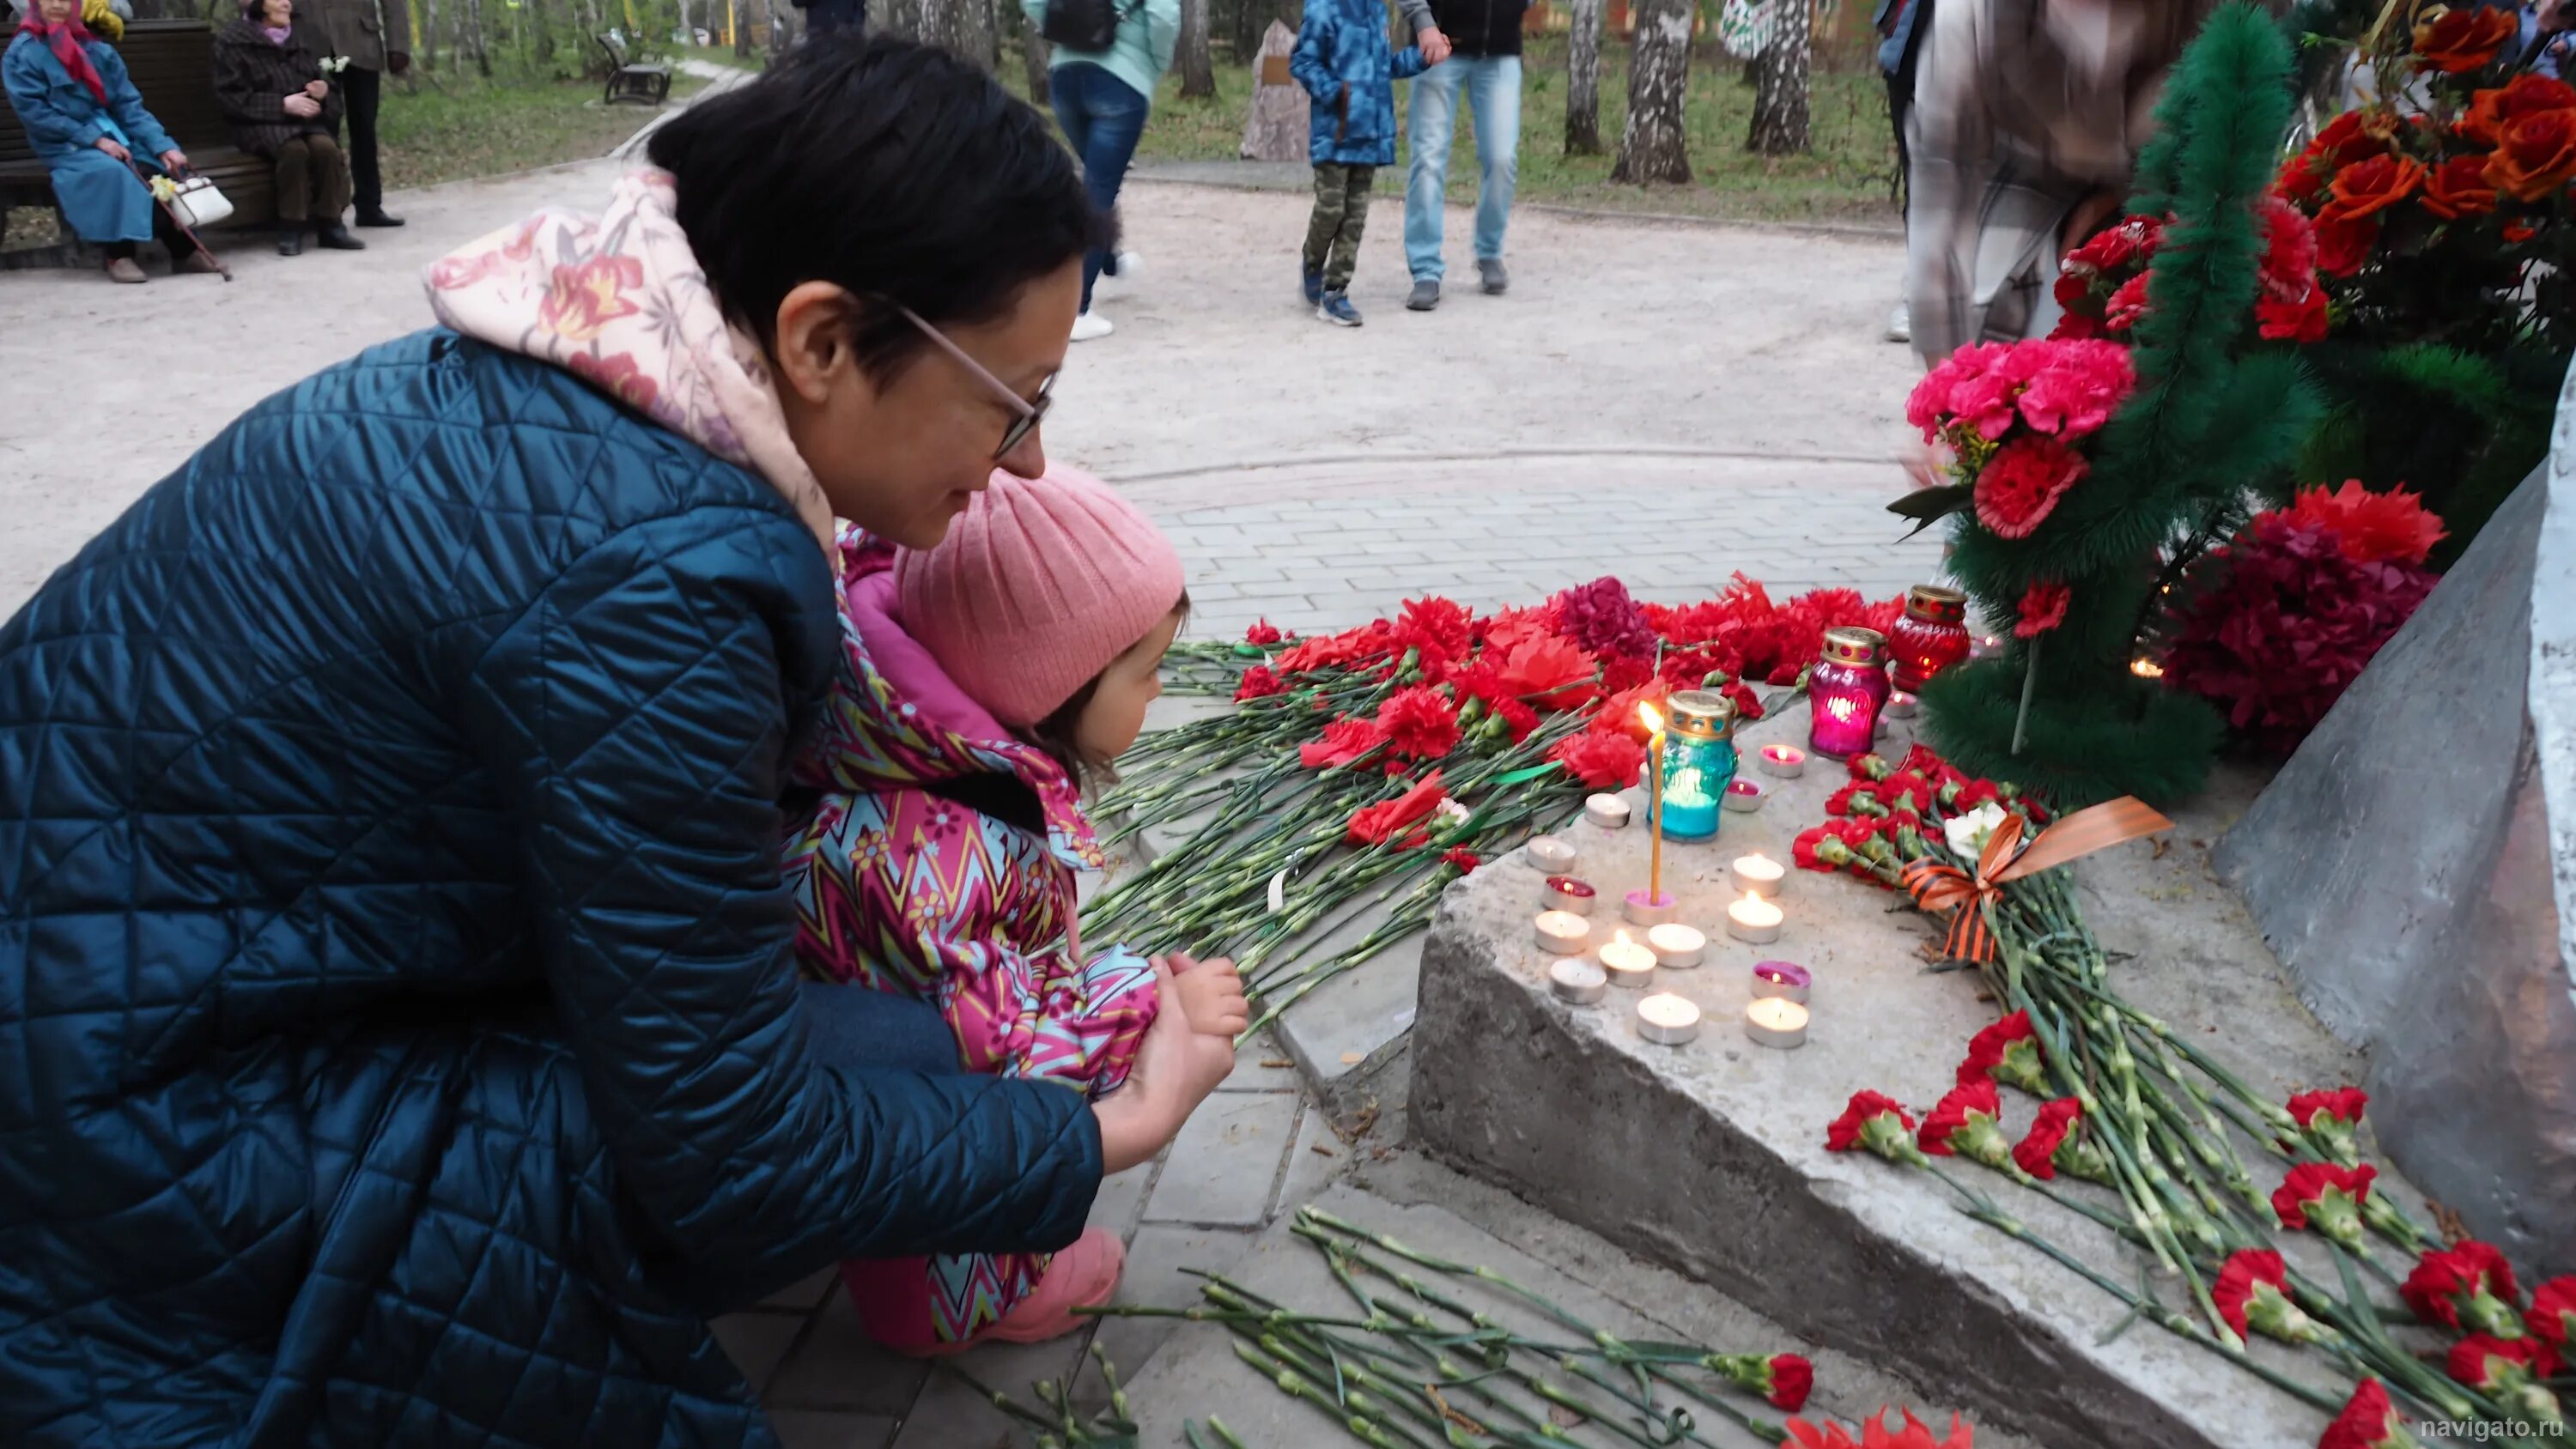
[{"xmin": 1943, "ymin": 801, "xmax": 2009, "ymax": 860}]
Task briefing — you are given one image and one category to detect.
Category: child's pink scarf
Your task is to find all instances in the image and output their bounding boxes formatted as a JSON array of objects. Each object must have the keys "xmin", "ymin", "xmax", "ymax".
[{"xmin": 421, "ymin": 167, "xmax": 839, "ymax": 559}]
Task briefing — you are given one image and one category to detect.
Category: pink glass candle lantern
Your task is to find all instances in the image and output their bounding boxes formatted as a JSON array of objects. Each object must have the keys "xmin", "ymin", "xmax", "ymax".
[
  {"xmin": 1887, "ymin": 585, "xmax": 1971, "ymax": 694},
  {"xmin": 1808, "ymin": 627, "xmax": 1891, "ymax": 760}
]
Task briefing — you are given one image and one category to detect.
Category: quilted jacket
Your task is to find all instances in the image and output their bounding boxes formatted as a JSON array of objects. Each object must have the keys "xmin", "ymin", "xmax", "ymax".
[
  {"xmin": 209, "ymin": 18, "xmax": 341, "ymax": 156},
  {"xmin": 0, "ymin": 330, "xmax": 1103, "ymax": 1447}
]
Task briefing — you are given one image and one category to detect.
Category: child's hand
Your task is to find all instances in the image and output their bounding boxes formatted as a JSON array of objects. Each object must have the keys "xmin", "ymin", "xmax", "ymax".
[
  {"xmin": 1161, "ymin": 953, "xmax": 1249, "ymax": 1039},
  {"xmin": 1097, "ymin": 960, "xmax": 1236, "ymax": 1173}
]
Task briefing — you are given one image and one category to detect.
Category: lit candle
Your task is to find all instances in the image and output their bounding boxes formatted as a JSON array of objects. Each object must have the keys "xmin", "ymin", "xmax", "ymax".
[
  {"xmin": 1548, "ymin": 957, "xmax": 1607, "ymax": 1004},
  {"xmin": 1645, "ymin": 923, "xmax": 1706, "ymax": 968},
  {"xmin": 1730, "ymin": 853, "xmax": 1786, "ymax": 898},
  {"xmin": 1752, "ymin": 960, "xmax": 1812, "ymax": 1004},
  {"xmin": 1622, "ymin": 886, "xmax": 1678, "ymax": 927},
  {"xmin": 1585, "ymin": 793, "xmax": 1631, "ymax": 830},
  {"xmin": 1636, "ymin": 991, "xmax": 1703, "ymax": 1046},
  {"xmin": 1527, "ymin": 835, "xmax": 1579, "ymax": 874},
  {"xmin": 1884, "ymin": 689, "xmax": 1919, "ymax": 718},
  {"xmin": 1535, "ymin": 910, "xmax": 1592, "ymax": 955},
  {"xmin": 1543, "ymin": 875, "xmax": 1598, "ymax": 915},
  {"xmin": 1724, "ymin": 892, "xmax": 1783, "ymax": 944},
  {"xmin": 1639, "ymin": 702, "xmax": 1668, "ymax": 911},
  {"xmin": 1744, "ymin": 996, "xmax": 1809, "ymax": 1049},
  {"xmin": 1756, "ymin": 743, "xmax": 1806, "ymax": 779},
  {"xmin": 2130, "ymin": 658, "xmax": 2165, "ymax": 680},
  {"xmin": 1599, "ymin": 930, "xmax": 1657, "ymax": 990},
  {"xmin": 1722, "ymin": 778, "xmax": 1767, "ymax": 814}
]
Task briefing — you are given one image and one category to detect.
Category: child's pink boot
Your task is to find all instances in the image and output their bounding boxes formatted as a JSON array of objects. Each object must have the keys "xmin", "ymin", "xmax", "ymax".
[{"xmin": 871, "ymin": 1229, "xmax": 1127, "ymax": 1358}]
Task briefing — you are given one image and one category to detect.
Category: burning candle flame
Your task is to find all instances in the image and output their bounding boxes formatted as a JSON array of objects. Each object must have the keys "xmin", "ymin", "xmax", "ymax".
[
  {"xmin": 1638, "ymin": 702, "xmax": 1665, "ymax": 737},
  {"xmin": 2130, "ymin": 658, "xmax": 2165, "ymax": 679}
]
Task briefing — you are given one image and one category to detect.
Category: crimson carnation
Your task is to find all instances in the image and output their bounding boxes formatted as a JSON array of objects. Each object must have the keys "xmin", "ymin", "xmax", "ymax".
[
  {"xmin": 1235, "ymin": 666, "xmax": 1287, "ymax": 702},
  {"xmin": 1972, "ymin": 437, "xmax": 2090, "ymax": 539},
  {"xmin": 1376, "ymin": 686, "xmax": 1462, "ymax": 760},
  {"xmin": 2319, "ymin": 1379, "xmax": 2410, "ymax": 1449},
  {"xmin": 1346, "ymin": 772, "xmax": 1448, "ymax": 847},
  {"xmin": 2255, "ymin": 286, "xmax": 2329, "ymax": 343},
  {"xmin": 2211, "ymin": 1249, "xmax": 2287, "ymax": 1338},
  {"xmin": 2014, "ymin": 579, "xmax": 2071, "ymax": 640},
  {"xmin": 2451, "ymin": 1332, "xmax": 2561, "ymax": 1389},
  {"xmin": 1792, "ymin": 824, "xmax": 1848, "ymax": 873},
  {"xmin": 2287, "ymin": 1087, "xmax": 2369, "ymax": 1127},
  {"xmin": 1824, "ymin": 1090, "xmax": 1925, "ymax": 1164},
  {"xmin": 2010, "ymin": 1098, "xmax": 2081, "ymax": 1179},
  {"xmin": 2103, "ymin": 271, "xmax": 2151, "ymax": 331},
  {"xmin": 1300, "ymin": 717, "xmax": 1390, "ymax": 770},
  {"xmin": 2403, "ymin": 1241, "xmax": 2523, "ymax": 1335},
  {"xmin": 1825, "ymin": 781, "xmax": 1886, "ymax": 817},
  {"xmin": 1493, "ymin": 697, "xmax": 1540, "ymax": 743},
  {"xmin": 1958, "ymin": 1010, "xmax": 2048, "ymax": 1093},
  {"xmin": 1553, "ymin": 577, "xmax": 1659, "ymax": 665},
  {"xmin": 1276, "ymin": 621, "xmax": 1393, "ymax": 674},
  {"xmin": 2283, "ymin": 481, "xmax": 2447, "ymax": 567},
  {"xmin": 1441, "ymin": 846, "xmax": 1480, "ymax": 875},
  {"xmin": 1393, "ymin": 596, "xmax": 1475, "ymax": 670},
  {"xmin": 1550, "ymin": 730, "xmax": 1645, "ymax": 791},
  {"xmin": 1245, "ymin": 619, "xmax": 1284, "ymax": 646},
  {"xmin": 2273, "ymin": 1162, "xmax": 2377, "ymax": 1249},
  {"xmin": 1917, "ymin": 1080, "xmax": 2010, "ymax": 1167},
  {"xmin": 2529, "ymin": 1277, "xmax": 2576, "ymax": 1349},
  {"xmin": 2163, "ymin": 515, "xmax": 2437, "ymax": 754},
  {"xmin": 2256, "ymin": 195, "xmax": 2320, "ymax": 301},
  {"xmin": 1494, "ymin": 635, "xmax": 1601, "ymax": 711}
]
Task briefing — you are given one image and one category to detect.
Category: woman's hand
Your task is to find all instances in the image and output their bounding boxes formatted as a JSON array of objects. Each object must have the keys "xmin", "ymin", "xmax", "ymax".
[
  {"xmin": 304, "ymin": 79, "xmax": 329, "ymax": 99},
  {"xmin": 160, "ymin": 148, "xmax": 188, "ymax": 172},
  {"xmin": 1163, "ymin": 954, "xmax": 1250, "ymax": 1039},
  {"xmin": 94, "ymin": 135, "xmax": 130, "ymax": 161},
  {"xmin": 1093, "ymin": 960, "xmax": 1234, "ymax": 1173},
  {"xmin": 284, "ymin": 93, "xmax": 322, "ymax": 118}
]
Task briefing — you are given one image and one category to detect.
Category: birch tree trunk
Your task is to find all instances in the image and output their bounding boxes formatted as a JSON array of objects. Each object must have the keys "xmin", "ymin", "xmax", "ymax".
[
  {"xmin": 732, "ymin": 0, "xmax": 752, "ymax": 55},
  {"xmin": 1178, "ymin": 0, "xmax": 1215, "ymax": 97},
  {"xmin": 1608, "ymin": 0, "xmax": 1691, "ymax": 183},
  {"xmin": 919, "ymin": 0, "xmax": 996, "ymax": 67},
  {"xmin": 1746, "ymin": 0, "xmax": 1810, "ymax": 155},
  {"xmin": 1020, "ymin": 23, "xmax": 1052, "ymax": 103},
  {"xmin": 1564, "ymin": 0, "xmax": 1604, "ymax": 155},
  {"xmin": 461, "ymin": 0, "xmax": 491, "ymax": 76},
  {"xmin": 421, "ymin": 0, "xmax": 440, "ymax": 69}
]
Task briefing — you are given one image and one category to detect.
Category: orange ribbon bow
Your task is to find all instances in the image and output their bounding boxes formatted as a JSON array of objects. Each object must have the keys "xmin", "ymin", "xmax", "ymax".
[{"xmin": 1898, "ymin": 797, "xmax": 2173, "ymax": 963}]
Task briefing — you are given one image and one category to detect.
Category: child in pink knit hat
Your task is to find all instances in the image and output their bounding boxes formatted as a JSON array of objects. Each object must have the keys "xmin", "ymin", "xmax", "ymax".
[{"xmin": 784, "ymin": 466, "xmax": 1247, "ymax": 1356}]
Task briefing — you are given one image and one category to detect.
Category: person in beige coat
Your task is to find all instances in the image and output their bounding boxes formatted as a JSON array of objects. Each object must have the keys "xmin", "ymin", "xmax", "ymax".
[{"xmin": 308, "ymin": 0, "xmax": 405, "ymax": 225}]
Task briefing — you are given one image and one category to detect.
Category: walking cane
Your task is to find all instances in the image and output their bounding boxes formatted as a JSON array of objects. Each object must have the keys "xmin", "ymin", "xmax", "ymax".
[{"xmin": 125, "ymin": 156, "xmax": 234, "ymax": 282}]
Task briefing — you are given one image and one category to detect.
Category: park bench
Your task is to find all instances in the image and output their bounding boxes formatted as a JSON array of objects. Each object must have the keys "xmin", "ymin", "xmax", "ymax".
[
  {"xmin": 592, "ymin": 33, "xmax": 671, "ymax": 106},
  {"xmin": 2, "ymin": 17, "xmax": 273, "ymax": 267}
]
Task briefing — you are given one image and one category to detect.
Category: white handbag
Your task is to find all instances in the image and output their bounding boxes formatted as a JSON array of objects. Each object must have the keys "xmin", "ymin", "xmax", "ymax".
[{"xmin": 163, "ymin": 175, "xmax": 234, "ymax": 230}]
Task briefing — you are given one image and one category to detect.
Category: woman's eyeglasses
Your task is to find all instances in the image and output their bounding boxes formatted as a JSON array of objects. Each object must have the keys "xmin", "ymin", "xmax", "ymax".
[{"xmin": 888, "ymin": 301, "xmax": 1056, "ymax": 461}]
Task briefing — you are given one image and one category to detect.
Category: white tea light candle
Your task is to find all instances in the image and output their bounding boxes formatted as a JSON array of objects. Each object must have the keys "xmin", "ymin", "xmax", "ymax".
[
  {"xmin": 1542, "ymin": 876, "xmax": 1598, "ymax": 915},
  {"xmin": 1636, "ymin": 992, "xmax": 1703, "ymax": 1046},
  {"xmin": 1645, "ymin": 923, "xmax": 1707, "ymax": 968},
  {"xmin": 1599, "ymin": 931, "xmax": 1658, "ymax": 991},
  {"xmin": 1621, "ymin": 888, "xmax": 1679, "ymax": 927},
  {"xmin": 1752, "ymin": 960, "xmax": 1812, "ymax": 1004},
  {"xmin": 1725, "ymin": 893, "xmax": 1783, "ymax": 945},
  {"xmin": 1885, "ymin": 690, "xmax": 1919, "ymax": 718},
  {"xmin": 1744, "ymin": 996, "xmax": 1809, "ymax": 1049},
  {"xmin": 1535, "ymin": 910, "xmax": 1592, "ymax": 955},
  {"xmin": 1730, "ymin": 853, "xmax": 1787, "ymax": 898},
  {"xmin": 1722, "ymin": 778, "xmax": 1767, "ymax": 814},
  {"xmin": 1756, "ymin": 744, "xmax": 1807, "ymax": 779},
  {"xmin": 1548, "ymin": 957, "xmax": 1607, "ymax": 1004},
  {"xmin": 1584, "ymin": 793, "xmax": 1631, "ymax": 829},
  {"xmin": 1527, "ymin": 835, "xmax": 1579, "ymax": 874}
]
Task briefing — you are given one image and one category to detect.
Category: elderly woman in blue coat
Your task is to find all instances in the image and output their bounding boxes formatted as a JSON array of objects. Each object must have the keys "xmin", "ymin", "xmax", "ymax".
[
  {"xmin": 3, "ymin": 0, "xmax": 216, "ymax": 281},
  {"xmin": 0, "ymin": 33, "xmax": 1233, "ymax": 1449}
]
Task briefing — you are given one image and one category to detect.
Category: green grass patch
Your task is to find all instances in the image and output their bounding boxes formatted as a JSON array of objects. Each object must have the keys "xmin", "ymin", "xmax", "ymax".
[
  {"xmin": 1006, "ymin": 38, "xmax": 1899, "ymax": 226},
  {"xmin": 378, "ymin": 71, "xmax": 708, "ymax": 191}
]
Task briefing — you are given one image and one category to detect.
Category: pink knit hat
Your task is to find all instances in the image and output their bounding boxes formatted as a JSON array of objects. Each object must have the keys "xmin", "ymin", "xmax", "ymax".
[{"xmin": 896, "ymin": 468, "xmax": 1187, "ymax": 730}]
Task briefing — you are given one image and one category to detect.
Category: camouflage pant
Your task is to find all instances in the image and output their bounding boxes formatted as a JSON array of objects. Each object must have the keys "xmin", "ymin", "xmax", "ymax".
[{"xmin": 1303, "ymin": 162, "xmax": 1376, "ymax": 293}]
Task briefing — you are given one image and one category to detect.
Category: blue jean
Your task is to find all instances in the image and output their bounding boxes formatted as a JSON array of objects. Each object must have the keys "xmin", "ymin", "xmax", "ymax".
[
  {"xmin": 798, "ymin": 980, "xmax": 961, "ymax": 1076},
  {"xmin": 1049, "ymin": 62, "xmax": 1151, "ymax": 312},
  {"xmin": 1403, "ymin": 54, "xmax": 1522, "ymax": 283}
]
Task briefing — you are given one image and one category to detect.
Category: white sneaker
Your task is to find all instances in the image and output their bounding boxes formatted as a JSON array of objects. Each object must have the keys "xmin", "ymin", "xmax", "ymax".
[
  {"xmin": 1071, "ymin": 310, "xmax": 1115, "ymax": 343},
  {"xmin": 1886, "ymin": 301, "xmax": 1911, "ymax": 344},
  {"xmin": 1095, "ymin": 252, "xmax": 1145, "ymax": 297}
]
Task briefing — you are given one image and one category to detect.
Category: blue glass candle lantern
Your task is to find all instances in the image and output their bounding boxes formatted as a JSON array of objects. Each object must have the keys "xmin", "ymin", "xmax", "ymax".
[{"xmin": 1656, "ymin": 689, "xmax": 1736, "ymax": 842}]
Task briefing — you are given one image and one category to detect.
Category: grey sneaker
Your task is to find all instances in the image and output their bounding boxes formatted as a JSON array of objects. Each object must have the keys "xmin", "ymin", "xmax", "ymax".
[
  {"xmin": 1477, "ymin": 258, "xmax": 1508, "ymax": 295},
  {"xmin": 1406, "ymin": 277, "xmax": 1441, "ymax": 312}
]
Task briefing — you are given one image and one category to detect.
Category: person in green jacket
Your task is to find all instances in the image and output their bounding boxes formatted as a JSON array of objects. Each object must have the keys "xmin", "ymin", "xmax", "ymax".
[{"xmin": 1021, "ymin": 0, "xmax": 1176, "ymax": 343}]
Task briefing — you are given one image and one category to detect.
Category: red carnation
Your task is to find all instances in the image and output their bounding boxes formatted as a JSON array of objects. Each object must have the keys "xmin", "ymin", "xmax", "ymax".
[
  {"xmin": 2448, "ymin": 1335, "xmax": 2566, "ymax": 1424},
  {"xmin": 2530, "ymin": 1277, "xmax": 2576, "ymax": 1349},
  {"xmin": 2010, "ymin": 1098, "xmax": 2079, "ymax": 1179},
  {"xmin": 2403, "ymin": 1241, "xmax": 2524, "ymax": 1336},
  {"xmin": 1493, "ymin": 697, "xmax": 1540, "ymax": 743},
  {"xmin": 1495, "ymin": 635, "xmax": 1601, "ymax": 711},
  {"xmin": 1917, "ymin": 1080, "xmax": 2019, "ymax": 1173},
  {"xmin": 1972, "ymin": 436, "xmax": 2089, "ymax": 540},
  {"xmin": 2255, "ymin": 286, "xmax": 2329, "ymax": 343},
  {"xmin": 2014, "ymin": 579, "xmax": 2070, "ymax": 640},
  {"xmin": 2319, "ymin": 1379, "xmax": 2413, "ymax": 1449},
  {"xmin": 1708, "ymin": 1353, "xmax": 1814, "ymax": 1412},
  {"xmin": 1550, "ymin": 730, "xmax": 1646, "ymax": 791},
  {"xmin": 1393, "ymin": 596, "xmax": 1474, "ymax": 665},
  {"xmin": 2273, "ymin": 1162, "xmax": 2378, "ymax": 1250},
  {"xmin": 1793, "ymin": 824, "xmax": 1852, "ymax": 874},
  {"xmin": 1825, "ymin": 1090, "xmax": 1927, "ymax": 1165},
  {"xmin": 1245, "ymin": 619, "xmax": 1284, "ymax": 646},
  {"xmin": 1826, "ymin": 781, "xmax": 1888, "ymax": 818},
  {"xmin": 1301, "ymin": 717, "xmax": 1390, "ymax": 770},
  {"xmin": 2284, "ymin": 482, "xmax": 2447, "ymax": 567},
  {"xmin": 2287, "ymin": 1086, "xmax": 2370, "ymax": 1166},
  {"xmin": 1441, "ymin": 846, "xmax": 1479, "ymax": 875},
  {"xmin": 1377, "ymin": 686, "xmax": 1462, "ymax": 761},
  {"xmin": 2211, "ymin": 1248, "xmax": 2330, "ymax": 1346},
  {"xmin": 1346, "ymin": 772, "xmax": 1448, "ymax": 848},
  {"xmin": 1958, "ymin": 1010, "xmax": 2049, "ymax": 1093},
  {"xmin": 1234, "ymin": 665, "xmax": 1286, "ymax": 702}
]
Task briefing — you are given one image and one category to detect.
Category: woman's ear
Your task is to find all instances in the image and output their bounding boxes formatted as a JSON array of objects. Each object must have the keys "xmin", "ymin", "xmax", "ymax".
[{"xmin": 770, "ymin": 282, "xmax": 864, "ymax": 408}]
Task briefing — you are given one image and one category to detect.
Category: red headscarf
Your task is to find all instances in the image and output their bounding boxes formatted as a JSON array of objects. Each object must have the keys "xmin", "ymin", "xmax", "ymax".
[{"xmin": 16, "ymin": 3, "xmax": 109, "ymax": 106}]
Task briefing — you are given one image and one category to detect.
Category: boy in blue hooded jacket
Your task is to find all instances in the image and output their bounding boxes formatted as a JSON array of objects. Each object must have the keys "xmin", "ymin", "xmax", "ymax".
[{"xmin": 1291, "ymin": 0, "xmax": 1426, "ymax": 325}]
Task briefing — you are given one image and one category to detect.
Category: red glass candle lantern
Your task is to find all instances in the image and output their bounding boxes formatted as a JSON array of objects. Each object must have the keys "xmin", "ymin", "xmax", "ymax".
[
  {"xmin": 1888, "ymin": 585, "xmax": 1971, "ymax": 694},
  {"xmin": 1808, "ymin": 627, "xmax": 1891, "ymax": 759}
]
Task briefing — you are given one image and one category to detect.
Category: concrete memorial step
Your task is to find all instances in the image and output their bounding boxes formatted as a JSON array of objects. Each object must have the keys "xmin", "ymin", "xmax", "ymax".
[{"xmin": 1407, "ymin": 701, "xmax": 2426, "ymax": 1449}]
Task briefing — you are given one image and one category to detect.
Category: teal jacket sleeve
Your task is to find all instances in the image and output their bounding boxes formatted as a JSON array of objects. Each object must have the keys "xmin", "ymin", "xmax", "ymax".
[
  {"xmin": 3, "ymin": 38, "xmax": 106, "ymax": 149},
  {"xmin": 461, "ymin": 506, "xmax": 1103, "ymax": 1291},
  {"xmin": 1020, "ymin": 0, "xmax": 1047, "ymax": 36},
  {"xmin": 94, "ymin": 46, "xmax": 175, "ymax": 157},
  {"xmin": 1144, "ymin": 0, "xmax": 1180, "ymax": 81}
]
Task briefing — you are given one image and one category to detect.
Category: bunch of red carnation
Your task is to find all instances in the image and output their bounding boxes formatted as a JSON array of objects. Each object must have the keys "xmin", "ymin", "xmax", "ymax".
[
  {"xmin": 1643, "ymin": 575, "xmax": 1902, "ymax": 688},
  {"xmin": 2051, "ymin": 213, "xmax": 2166, "ymax": 341},
  {"xmin": 1904, "ymin": 337, "xmax": 2137, "ymax": 543},
  {"xmin": 1790, "ymin": 744, "xmax": 2038, "ymax": 888},
  {"xmin": 2160, "ymin": 483, "xmax": 2444, "ymax": 755}
]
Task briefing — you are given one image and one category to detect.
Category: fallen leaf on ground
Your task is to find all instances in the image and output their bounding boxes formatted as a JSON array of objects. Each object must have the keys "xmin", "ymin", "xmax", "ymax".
[{"xmin": 1260, "ymin": 1058, "xmax": 1294, "ymax": 1069}]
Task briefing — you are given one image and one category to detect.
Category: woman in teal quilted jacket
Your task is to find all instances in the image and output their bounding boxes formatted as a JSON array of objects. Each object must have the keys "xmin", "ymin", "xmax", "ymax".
[{"xmin": 0, "ymin": 34, "xmax": 1231, "ymax": 1449}]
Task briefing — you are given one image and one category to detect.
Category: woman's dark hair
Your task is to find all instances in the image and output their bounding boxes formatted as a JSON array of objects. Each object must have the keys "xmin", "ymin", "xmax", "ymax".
[
  {"xmin": 1024, "ymin": 591, "xmax": 1190, "ymax": 788},
  {"xmin": 647, "ymin": 33, "xmax": 1113, "ymax": 379}
]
